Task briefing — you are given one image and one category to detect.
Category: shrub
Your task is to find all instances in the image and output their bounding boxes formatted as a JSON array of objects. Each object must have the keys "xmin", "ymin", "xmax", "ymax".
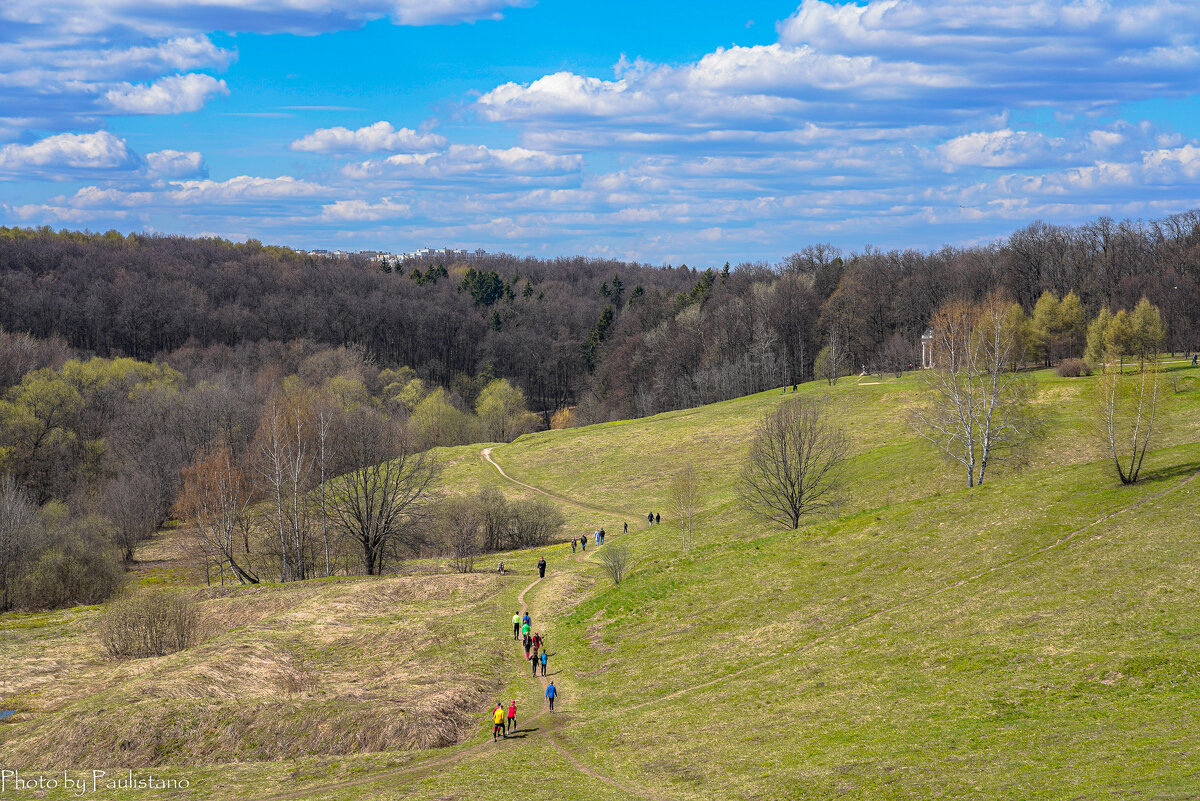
[
  {"xmin": 13, "ymin": 541, "xmax": 125, "ymax": 610},
  {"xmin": 98, "ymin": 588, "xmax": 202, "ymax": 659},
  {"xmin": 596, "ymin": 544, "xmax": 635, "ymax": 585},
  {"xmin": 508, "ymin": 498, "xmax": 564, "ymax": 549},
  {"xmin": 1056, "ymin": 358, "xmax": 1091, "ymax": 377}
]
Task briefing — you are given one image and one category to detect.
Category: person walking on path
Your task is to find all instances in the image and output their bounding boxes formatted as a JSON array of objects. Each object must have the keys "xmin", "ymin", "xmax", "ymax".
[
  {"xmin": 594, "ymin": 530, "xmax": 600, "ymax": 546},
  {"xmin": 581, "ymin": 535, "xmax": 586, "ymax": 551},
  {"xmin": 493, "ymin": 704, "xmax": 507, "ymax": 741},
  {"xmin": 532, "ymin": 632, "xmax": 542, "ymax": 651},
  {"xmin": 572, "ymin": 538, "xmax": 577, "ymax": 553},
  {"xmin": 540, "ymin": 650, "xmax": 548, "ymax": 676},
  {"xmin": 507, "ymin": 700, "xmax": 517, "ymax": 732},
  {"xmin": 623, "ymin": 521, "xmax": 628, "ymax": 534},
  {"xmin": 532, "ymin": 640, "xmax": 540, "ymax": 665},
  {"xmin": 537, "ymin": 557, "xmax": 546, "ymax": 578},
  {"xmin": 512, "ymin": 612, "xmax": 520, "ymax": 640},
  {"xmin": 532, "ymin": 648, "xmax": 539, "ymax": 675},
  {"xmin": 655, "ymin": 512, "xmax": 660, "ymax": 525},
  {"xmin": 546, "ymin": 682, "xmax": 557, "ymax": 712},
  {"xmin": 647, "ymin": 512, "xmax": 653, "ymax": 528},
  {"xmin": 523, "ymin": 612, "xmax": 531, "ymax": 628},
  {"xmin": 599, "ymin": 528, "xmax": 605, "ymax": 544}
]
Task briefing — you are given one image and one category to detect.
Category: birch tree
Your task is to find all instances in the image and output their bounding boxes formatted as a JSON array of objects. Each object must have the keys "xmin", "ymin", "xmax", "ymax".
[
  {"xmin": 669, "ymin": 462, "xmax": 699, "ymax": 549},
  {"xmin": 911, "ymin": 295, "xmax": 1040, "ymax": 487}
]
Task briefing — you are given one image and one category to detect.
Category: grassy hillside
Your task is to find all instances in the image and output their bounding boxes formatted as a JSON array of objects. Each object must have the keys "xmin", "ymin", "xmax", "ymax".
[{"xmin": 3, "ymin": 365, "xmax": 1199, "ymax": 800}]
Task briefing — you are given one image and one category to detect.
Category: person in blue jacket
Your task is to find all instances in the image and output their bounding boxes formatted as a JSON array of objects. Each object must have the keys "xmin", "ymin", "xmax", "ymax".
[{"xmin": 545, "ymin": 681, "xmax": 557, "ymax": 712}]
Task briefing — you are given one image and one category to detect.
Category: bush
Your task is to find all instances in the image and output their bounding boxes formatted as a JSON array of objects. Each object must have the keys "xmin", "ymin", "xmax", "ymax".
[
  {"xmin": 1056, "ymin": 358, "xmax": 1091, "ymax": 377},
  {"xmin": 508, "ymin": 498, "xmax": 564, "ymax": 549},
  {"xmin": 13, "ymin": 541, "xmax": 125, "ymax": 610},
  {"xmin": 596, "ymin": 544, "xmax": 635, "ymax": 585},
  {"xmin": 98, "ymin": 588, "xmax": 202, "ymax": 659}
]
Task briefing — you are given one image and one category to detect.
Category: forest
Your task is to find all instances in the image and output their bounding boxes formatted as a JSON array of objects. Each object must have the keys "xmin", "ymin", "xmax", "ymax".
[{"xmin": 0, "ymin": 209, "xmax": 1198, "ymax": 610}]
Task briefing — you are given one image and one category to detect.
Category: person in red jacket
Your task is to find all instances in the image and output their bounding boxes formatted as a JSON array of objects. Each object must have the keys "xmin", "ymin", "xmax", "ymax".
[{"xmin": 506, "ymin": 700, "xmax": 517, "ymax": 732}]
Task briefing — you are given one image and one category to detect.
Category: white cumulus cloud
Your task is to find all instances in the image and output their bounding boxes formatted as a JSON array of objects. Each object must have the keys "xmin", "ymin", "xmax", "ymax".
[
  {"xmin": 104, "ymin": 73, "xmax": 229, "ymax": 114},
  {"xmin": 291, "ymin": 121, "xmax": 446, "ymax": 153},
  {"xmin": 145, "ymin": 149, "xmax": 206, "ymax": 178},
  {"xmin": 0, "ymin": 131, "xmax": 140, "ymax": 175}
]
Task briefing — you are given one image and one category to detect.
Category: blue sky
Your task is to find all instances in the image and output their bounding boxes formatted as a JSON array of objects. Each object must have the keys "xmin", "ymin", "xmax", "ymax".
[{"xmin": 1, "ymin": 0, "xmax": 1199, "ymax": 264}]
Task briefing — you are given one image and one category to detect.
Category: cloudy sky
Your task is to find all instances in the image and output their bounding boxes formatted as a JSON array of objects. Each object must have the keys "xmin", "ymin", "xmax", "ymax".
[{"xmin": 1, "ymin": 0, "xmax": 1198, "ymax": 263}]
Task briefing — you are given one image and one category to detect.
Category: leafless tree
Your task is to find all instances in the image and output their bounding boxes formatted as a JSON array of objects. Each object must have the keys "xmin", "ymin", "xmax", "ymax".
[
  {"xmin": 440, "ymin": 497, "xmax": 483, "ymax": 573},
  {"xmin": 1096, "ymin": 358, "xmax": 1164, "ymax": 484},
  {"xmin": 669, "ymin": 462, "xmax": 699, "ymax": 549},
  {"xmin": 911, "ymin": 295, "xmax": 1040, "ymax": 487},
  {"xmin": 176, "ymin": 436, "xmax": 258, "ymax": 585},
  {"xmin": 596, "ymin": 544, "xmax": 634, "ymax": 585},
  {"xmin": 740, "ymin": 398, "xmax": 848, "ymax": 529},
  {"xmin": 326, "ymin": 408, "xmax": 440, "ymax": 575},
  {"xmin": 102, "ymin": 469, "xmax": 160, "ymax": 563},
  {"xmin": 0, "ymin": 475, "xmax": 42, "ymax": 610}
]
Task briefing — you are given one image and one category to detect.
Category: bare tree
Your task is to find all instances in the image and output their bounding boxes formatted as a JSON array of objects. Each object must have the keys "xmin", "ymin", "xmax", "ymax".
[
  {"xmin": 1096, "ymin": 358, "xmax": 1163, "ymax": 484},
  {"xmin": 102, "ymin": 469, "xmax": 160, "ymax": 563},
  {"xmin": 0, "ymin": 475, "xmax": 41, "ymax": 610},
  {"xmin": 596, "ymin": 544, "xmax": 634, "ymax": 585},
  {"xmin": 440, "ymin": 497, "xmax": 483, "ymax": 573},
  {"xmin": 740, "ymin": 398, "xmax": 848, "ymax": 529},
  {"xmin": 911, "ymin": 295, "xmax": 1040, "ymax": 487},
  {"xmin": 814, "ymin": 330, "xmax": 848, "ymax": 386},
  {"xmin": 313, "ymin": 401, "xmax": 335, "ymax": 577},
  {"xmin": 327, "ymin": 408, "xmax": 439, "ymax": 575},
  {"xmin": 252, "ymin": 393, "xmax": 313, "ymax": 582},
  {"xmin": 176, "ymin": 436, "xmax": 258, "ymax": 585},
  {"xmin": 669, "ymin": 463, "xmax": 698, "ymax": 549}
]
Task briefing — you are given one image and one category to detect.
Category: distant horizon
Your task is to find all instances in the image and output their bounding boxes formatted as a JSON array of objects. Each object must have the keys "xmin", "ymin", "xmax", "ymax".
[{"xmin": 2, "ymin": 1, "xmax": 1198, "ymax": 263}]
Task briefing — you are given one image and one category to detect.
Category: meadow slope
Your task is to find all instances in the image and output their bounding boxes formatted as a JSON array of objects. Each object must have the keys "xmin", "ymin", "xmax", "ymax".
[{"xmin": 2, "ymin": 366, "xmax": 1199, "ymax": 800}]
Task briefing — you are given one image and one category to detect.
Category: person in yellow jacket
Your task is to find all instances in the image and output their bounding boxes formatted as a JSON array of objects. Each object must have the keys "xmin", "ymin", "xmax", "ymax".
[
  {"xmin": 512, "ymin": 611, "xmax": 520, "ymax": 640},
  {"xmin": 493, "ymin": 703, "xmax": 507, "ymax": 741}
]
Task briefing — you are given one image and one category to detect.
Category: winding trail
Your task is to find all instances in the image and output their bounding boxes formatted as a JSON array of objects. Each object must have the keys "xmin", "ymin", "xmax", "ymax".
[{"xmin": 482, "ymin": 446, "xmax": 637, "ymax": 518}]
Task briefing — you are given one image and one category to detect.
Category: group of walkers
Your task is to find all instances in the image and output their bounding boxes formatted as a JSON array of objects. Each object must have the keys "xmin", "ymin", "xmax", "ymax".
[
  {"xmin": 496, "ymin": 514, "xmax": 658, "ymax": 741},
  {"xmin": 497, "ymin": 578, "xmax": 557, "ymax": 742}
]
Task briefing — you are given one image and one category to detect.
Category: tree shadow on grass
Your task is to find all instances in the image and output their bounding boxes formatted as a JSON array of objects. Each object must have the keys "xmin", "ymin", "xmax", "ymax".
[{"xmin": 1131, "ymin": 460, "xmax": 1200, "ymax": 484}]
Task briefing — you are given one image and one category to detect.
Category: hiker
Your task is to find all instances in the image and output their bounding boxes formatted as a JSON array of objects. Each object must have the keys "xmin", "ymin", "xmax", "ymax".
[
  {"xmin": 533, "ymin": 631, "xmax": 543, "ymax": 651},
  {"xmin": 623, "ymin": 521, "xmax": 628, "ymax": 534},
  {"xmin": 532, "ymin": 648, "xmax": 539, "ymax": 675},
  {"xmin": 497, "ymin": 561, "xmax": 505, "ymax": 574},
  {"xmin": 1194, "ymin": 354, "xmax": 1198, "ymax": 366},
  {"xmin": 655, "ymin": 512, "xmax": 660, "ymax": 525},
  {"xmin": 493, "ymin": 704, "xmax": 507, "ymax": 741},
  {"xmin": 507, "ymin": 700, "xmax": 517, "ymax": 732},
  {"xmin": 538, "ymin": 557, "xmax": 546, "ymax": 578},
  {"xmin": 523, "ymin": 612, "xmax": 531, "ymax": 628},
  {"xmin": 572, "ymin": 539, "xmax": 577, "ymax": 553},
  {"xmin": 599, "ymin": 528, "xmax": 605, "ymax": 544},
  {"xmin": 781, "ymin": 386, "xmax": 786, "ymax": 394},
  {"xmin": 540, "ymin": 650, "xmax": 548, "ymax": 676},
  {"xmin": 512, "ymin": 611, "xmax": 521, "ymax": 640},
  {"xmin": 647, "ymin": 512, "xmax": 653, "ymax": 527},
  {"xmin": 594, "ymin": 529, "xmax": 600, "ymax": 545},
  {"xmin": 521, "ymin": 621, "xmax": 532, "ymax": 653},
  {"xmin": 532, "ymin": 639, "xmax": 540, "ymax": 663},
  {"xmin": 546, "ymin": 681, "xmax": 557, "ymax": 712},
  {"xmin": 523, "ymin": 633, "xmax": 532, "ymax": 658},
  {"xmin": 792, "ymin": 384, "xmax": 797, "ymax": 392},
  {"xmin": 581, "ymin": 535, "xmax": 586, "ymax": 551}
]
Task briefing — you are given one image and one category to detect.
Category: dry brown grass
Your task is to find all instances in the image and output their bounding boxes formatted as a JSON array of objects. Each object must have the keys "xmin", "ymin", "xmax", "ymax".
[{"xmin": 0, "ymin": 570, "xmax": 508, "ymax": 769}]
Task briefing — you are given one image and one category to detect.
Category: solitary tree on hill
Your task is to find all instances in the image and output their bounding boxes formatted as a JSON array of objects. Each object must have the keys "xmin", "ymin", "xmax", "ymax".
[{"xmin": 740, "ymin": 397, "xmax": 848, "ymax": 529}]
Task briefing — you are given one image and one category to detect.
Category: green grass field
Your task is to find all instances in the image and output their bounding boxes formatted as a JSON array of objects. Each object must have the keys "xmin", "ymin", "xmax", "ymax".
[{"xmin": 3, "ymin": 365, "xmax": 1199, "ymax": 800}]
